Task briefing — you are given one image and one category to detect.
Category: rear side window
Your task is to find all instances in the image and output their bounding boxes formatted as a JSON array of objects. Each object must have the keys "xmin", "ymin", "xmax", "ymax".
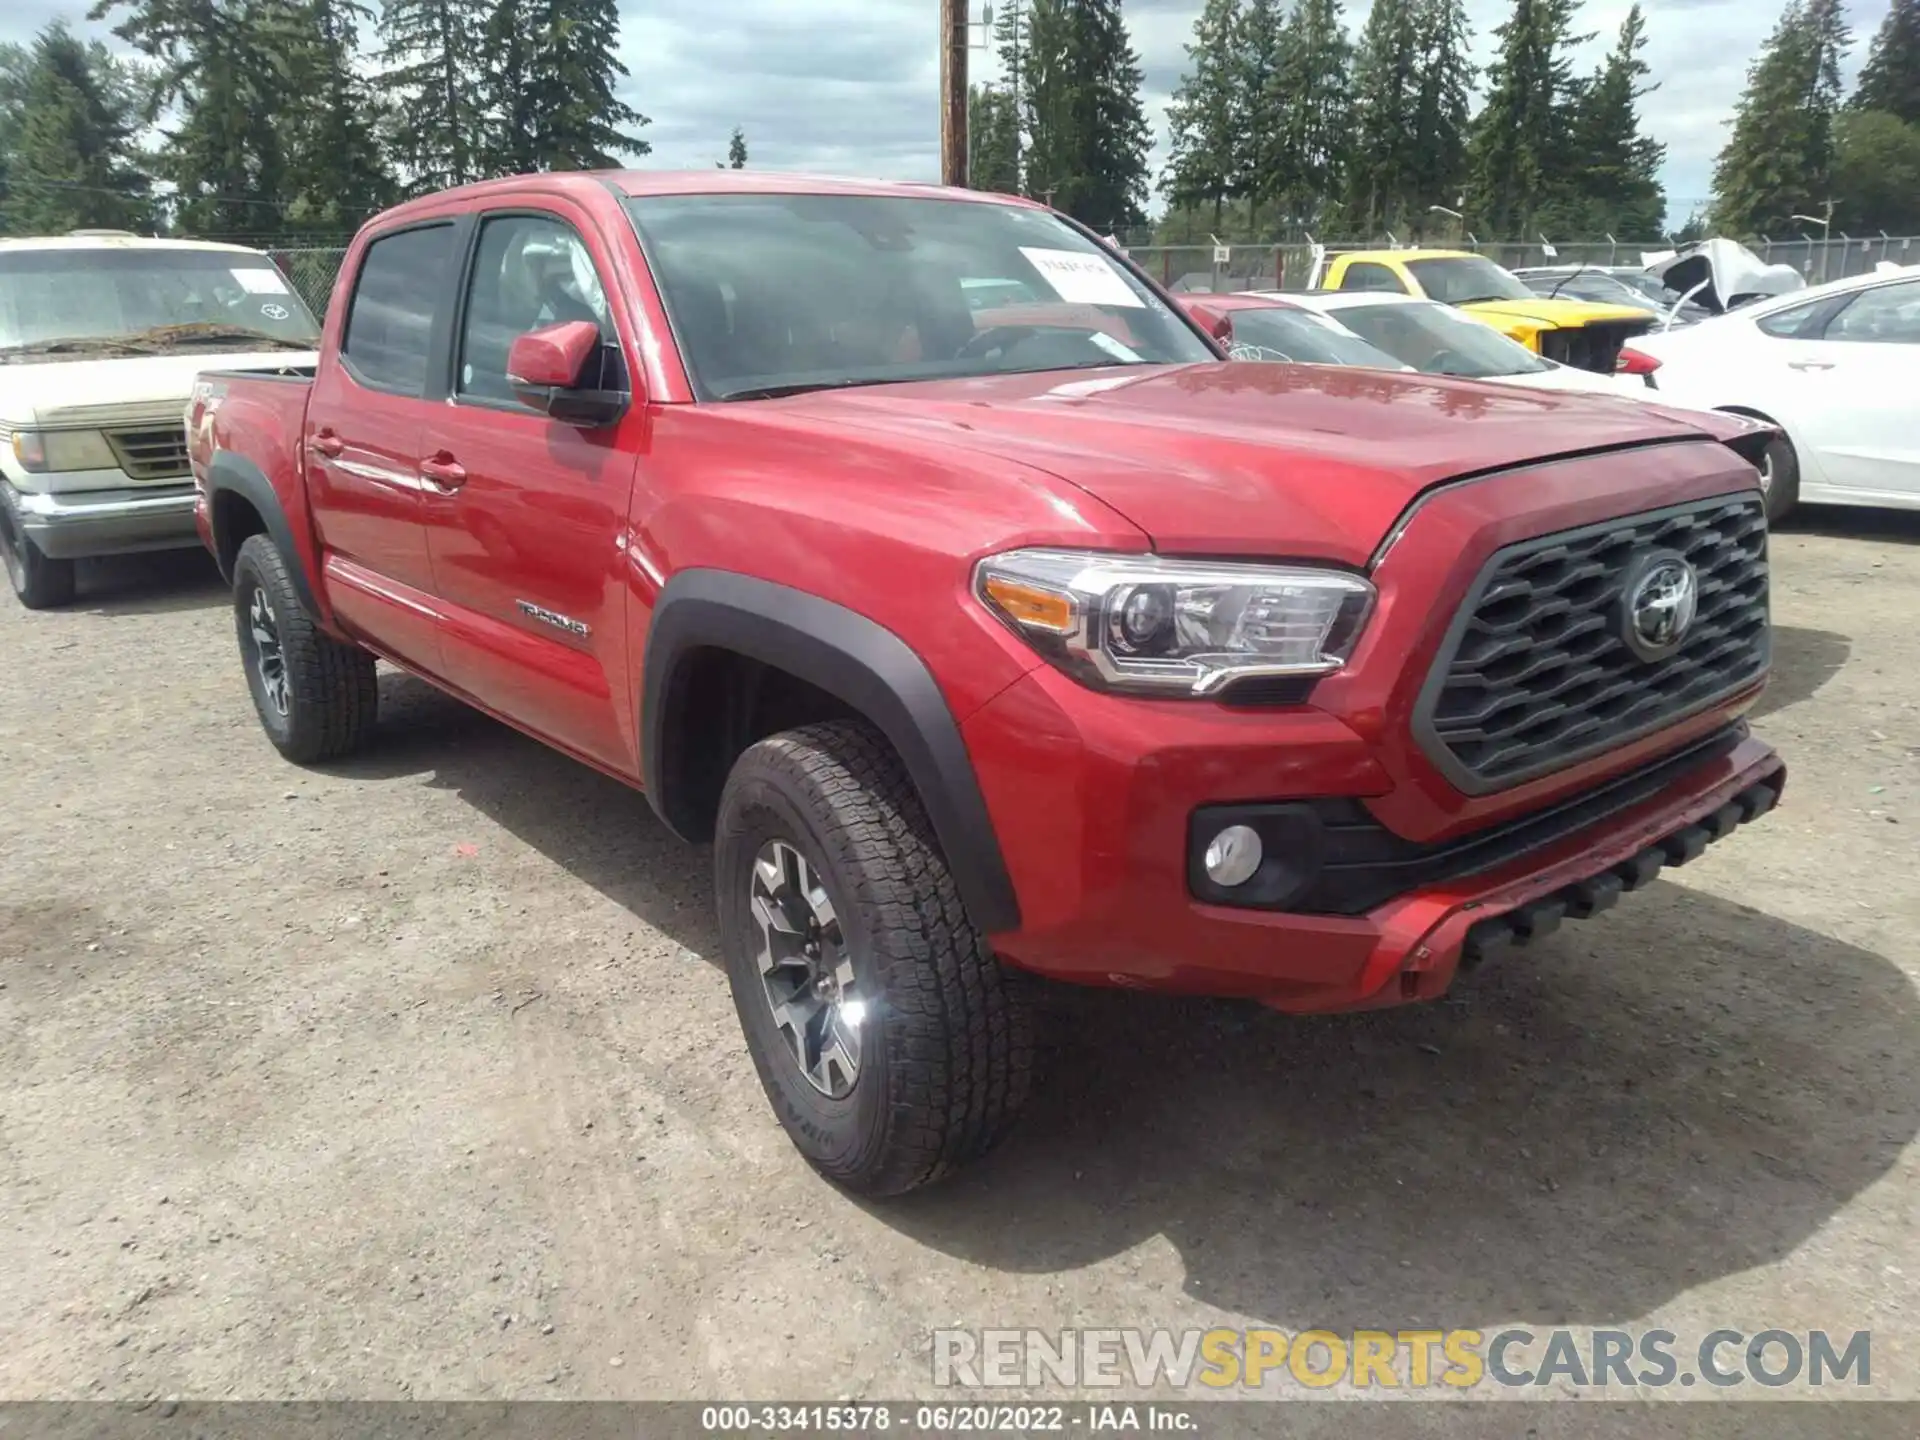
[
  {"xmin": 342, "ymin": 225, "xmax": 454, "ymax": 394},
  {"xmin": 1342, "ymin": 262, "xmax": 1406, "ymax": 294}
]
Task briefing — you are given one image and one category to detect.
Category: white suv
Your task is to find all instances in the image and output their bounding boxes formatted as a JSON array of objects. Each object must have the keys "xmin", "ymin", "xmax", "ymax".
[{"xmin": 0, "ymin": 232, "xmax": 321, "ymax": 608}]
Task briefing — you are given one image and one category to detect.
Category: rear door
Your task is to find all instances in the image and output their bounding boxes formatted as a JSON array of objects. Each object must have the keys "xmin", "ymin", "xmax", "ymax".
[
  {"xmin": 305, "ymin": 220, "xmax": 464, "ymax": 670},
  {"xmin": 415, "ymin": 203, "xmax": 641, "ymax": 773}
]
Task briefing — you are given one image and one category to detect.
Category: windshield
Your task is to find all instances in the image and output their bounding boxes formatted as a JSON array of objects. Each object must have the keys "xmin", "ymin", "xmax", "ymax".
[
  {"xmin": 624, "ymin": 193, "xmax": 1215, "ymax": 399},
  {"xmin": 1405, "ymin": 256, "xmax": 1534, "ymax": 305},
  {"xmin": 1226, "ymin": 307, "xmax": 1409, "ymax": 369},
  {"xmin": 1331, "ymin": 301, "xmax": 1551, "ymax": 378},
  {"xmin": 1611, "ymin": 270, "xmax": 1714, "ymax": 321},
  {"xmin": 0, "ymin": 247, "xmax": 321, "ymax": 359}
]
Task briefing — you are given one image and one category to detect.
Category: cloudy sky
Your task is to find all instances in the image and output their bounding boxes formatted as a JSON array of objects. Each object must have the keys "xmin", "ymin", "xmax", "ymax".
[{"xmin": 6, "ymin": 0, "xmax": 1896, "ymax": 224}]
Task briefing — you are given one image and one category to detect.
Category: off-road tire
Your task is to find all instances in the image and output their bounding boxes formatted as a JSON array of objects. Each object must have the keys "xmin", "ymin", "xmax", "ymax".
[
  {"xmin": 0, "ymin": 487, "xmax": 77, "ymax": 610},
  {"xmin": 232, "ymin": 533, "xmax": 377, "ymax": 763},
  {"xmin": 715, "ymin": 720, "xmax": 1036, "ymax": 1196},
  {"xmin": 1757, "ymin": 430, "xmax": 1800, "ymax": 523}
]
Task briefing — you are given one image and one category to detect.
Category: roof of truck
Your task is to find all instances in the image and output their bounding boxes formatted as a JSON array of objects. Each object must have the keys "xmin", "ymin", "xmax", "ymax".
[{"xmin": 380, "ymin": 169, "xmax": 1043, "ymax": 214}]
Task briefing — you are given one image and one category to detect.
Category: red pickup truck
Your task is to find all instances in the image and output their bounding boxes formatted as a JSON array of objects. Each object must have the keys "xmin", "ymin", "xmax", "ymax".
[{"xmin": 187, "ymin": 172, "xmax": 1786, "ymax": 1195}]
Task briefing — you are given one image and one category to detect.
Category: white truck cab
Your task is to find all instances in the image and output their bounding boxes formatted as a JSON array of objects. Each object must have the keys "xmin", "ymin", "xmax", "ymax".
[{"xmin": 0, "ymin": 232, "xmax": 321, "ymax": 608}]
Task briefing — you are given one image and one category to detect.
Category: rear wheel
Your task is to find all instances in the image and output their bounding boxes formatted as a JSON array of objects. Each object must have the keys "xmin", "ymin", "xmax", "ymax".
[
  {"xmin": 715, "ymin": 720, "xmax": 1036, "ymax": 1196},
  {"xmin": 232, "ymin": 533, "xmax": 377, "ymax": 762},
  {"xmin": 0, "ymin": 488, "xmax": 77, "ymax": 610}
]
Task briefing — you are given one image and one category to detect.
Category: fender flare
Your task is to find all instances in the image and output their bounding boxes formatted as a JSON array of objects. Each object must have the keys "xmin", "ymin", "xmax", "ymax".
[
  {"xmin": 205, "ymin": 451, "xmax": 319, "ymax": 617},
  {"xmin": 641, "ymin": 569, "xmax": 1021, "ymax": 934}
]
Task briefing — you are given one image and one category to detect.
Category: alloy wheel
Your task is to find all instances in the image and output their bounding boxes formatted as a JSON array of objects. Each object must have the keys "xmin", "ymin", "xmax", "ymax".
[
  {"xmin": 750, "ymin": 839, "xmax": 862, "ymax": 1098},
  {"xmin": 246, "ymin": 585, "xmax": 290, "ymax": 717}
]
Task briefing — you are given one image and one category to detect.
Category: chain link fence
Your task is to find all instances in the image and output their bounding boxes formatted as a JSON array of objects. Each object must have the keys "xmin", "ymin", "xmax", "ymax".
[
  {"xmin": 266, "ymin": 246, "xmax": 350, "ymax": 318},
  {"xmin": 263, "ymin": 233, "xmax": 1920, "ymax": 322}
]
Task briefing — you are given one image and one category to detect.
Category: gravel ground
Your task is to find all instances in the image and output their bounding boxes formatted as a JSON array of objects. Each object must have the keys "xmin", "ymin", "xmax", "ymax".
[{"xmin": 1, "ymin": 510, "xmax": 1917, "ymax": 1419}]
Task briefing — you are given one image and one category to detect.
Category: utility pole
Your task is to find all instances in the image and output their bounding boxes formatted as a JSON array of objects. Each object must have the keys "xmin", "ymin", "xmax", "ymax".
[{"xmin": 940, "ymin": 0, "xmax": 969, "ymax": 188}]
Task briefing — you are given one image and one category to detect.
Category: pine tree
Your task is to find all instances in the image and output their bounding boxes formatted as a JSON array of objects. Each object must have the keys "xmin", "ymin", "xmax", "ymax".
[
  {"xmin": 1025, "ymin": 0, "xmax": 1152, "ymax": 230},
  {"xmin": 1463, "ymin": 0, "xmax": 1589, "ymax": 237},
  {"xmin": 1570, "ymin": 3, "xmax": 1665, "ymax": 236},
  {"xmin": 1234, "ymin": 0, "xmax": 1288, "ymax": 232},
  {"xmin": 479, "ymin": 0, "xmax": 650, "ymax": 173},
  {"xmin": 726, "ymin": 126, "xmax": 747, "ymax": 169},
  {"xmin": 281, "ymin": 0, "xmax": 392, "ymax": 232},
  {"xmin": 968, "ymin": 85, "xmax": 1021, "ymax": 192},
  {"xmin": 0, "ymin": 24, "xmax": 155, "ymax": 235},
  {"xmin": 994, "ymin": 0, "xmax": 1028, "ymax": 190},
  {"xmin": 1273, "ymin": 0, "xmax": 1355, "ymax": 231},
  {"xmin": 90, "ymin": 0, "xmax": 293, "ymax": 240},
  {"xmin": 1347, "ymin": 0, "xmax": 1421, "ymax": 233},
  {"xmin": 1853, "ymin": 0, "xmax": 1920, "ymax": 125},
  {"xmin": 1831, "ymin": 108, "xmax": 1920, "ymax": 231},
  {"xmin": 1711, "ymin": 0, "xmax": 1852, "ymax": 236},
  {"xmin": 377, "ymin": 0, "xmax": 487, "ymax": 191},
  {"xmin": 1162, "ymin": 0, "xmax": 1244, "ymax": 230},
  {"xmin": 1408, "ymin": 0, "xmax": 1472, "ymax": 220}
]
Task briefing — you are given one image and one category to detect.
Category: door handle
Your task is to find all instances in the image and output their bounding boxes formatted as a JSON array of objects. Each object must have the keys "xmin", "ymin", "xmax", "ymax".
[
  {"xmin": 1787, "ymin": 359, "xmax": 1836, "ymax": 371},
  {"xmin": 310, "ymin": 430, "xmax": 345, "ymax": 458},
  {"xmin": 419, "ymin": 454, "xmax": 467, "ymax": 491}
]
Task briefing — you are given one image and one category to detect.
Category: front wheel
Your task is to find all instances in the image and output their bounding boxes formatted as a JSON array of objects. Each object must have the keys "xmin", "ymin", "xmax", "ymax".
[
  {"xmin": 0, "ymin": 488, "xmax": 77, "ymax": 610},
  {"xmin": 715, "ymin": 720, "xmax": 1036, "ymax": 1196},
  {"xmin": 232, "ymin": 533, "xmax": 378, "ymax": 762},
  {"xmin": 1754, "ymin": 430, "xmax": 1801, "ymax": 523}
]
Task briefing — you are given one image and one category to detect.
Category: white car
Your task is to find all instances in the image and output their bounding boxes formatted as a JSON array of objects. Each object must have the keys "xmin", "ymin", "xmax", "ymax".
[
  {"xmin": 1, "ymin": 232, "xmax": 321, "ymax": 608},
  {"xmin": 1633, "ymin": 266, "xmax": 1920, "ymax": 519},
  {"xmin": 1271, "ymin": 291, "xmax": 1658, "ymax": 398}
]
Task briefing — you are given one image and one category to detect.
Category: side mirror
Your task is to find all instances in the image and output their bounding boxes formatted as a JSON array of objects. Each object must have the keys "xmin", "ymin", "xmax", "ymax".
[
  {"xmin": 1174, "ymin": 296, "xmax": 1233, "ymax": 344},
  {"xmin": 507, "ymin": 320, "xmax": 626, "ymax": 426}
]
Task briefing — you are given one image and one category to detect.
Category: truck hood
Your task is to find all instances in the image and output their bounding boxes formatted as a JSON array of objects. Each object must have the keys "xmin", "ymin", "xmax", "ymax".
[
  {"xmin": 1458, "ymin": 297, "xmax": 1654, "ymax": 332},
  {"xmin": 761, "ymin": 363, "xmax": 1725, "ymax": 566},
  {"xmin": 0, "ymin": 349, "xmax": 317, "ymax": 427}
]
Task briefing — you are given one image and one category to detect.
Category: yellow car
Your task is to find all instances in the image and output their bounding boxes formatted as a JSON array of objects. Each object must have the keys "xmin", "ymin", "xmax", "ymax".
[{"xmin": 1315, "ymin": 249, "xmax": 1653, "ymax": 375}]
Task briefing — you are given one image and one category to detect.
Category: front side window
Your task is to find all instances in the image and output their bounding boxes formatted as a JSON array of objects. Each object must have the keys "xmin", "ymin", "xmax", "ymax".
[
  {"xmin": 1821, "ymin": 279, "xmax": 1920, "ymax": 344},
  {"xmin": 1333, "ymin": 301, "xmax": 1551, "ymax": 377},
  {"xmin": 342, "ymin": 225, "xmax": 455, "ymax": 395},
  {"xmin": 1403, "ymin": 256, "xmax": 1535, "ymax": 305},
  {"xmin": 0, "ymin": 246, "xmax": 320, "ymax": 362},
  {"xmin": 1226, "ymin": 307, "xmax": 1409, "ymax": 369},
  {"xmin": 624, "ymin": 192, "xmax": 1214, "ymax": 400},
  {"xmin": 457, "ymin": 213, "xmax": 620, "ymax": 405}
]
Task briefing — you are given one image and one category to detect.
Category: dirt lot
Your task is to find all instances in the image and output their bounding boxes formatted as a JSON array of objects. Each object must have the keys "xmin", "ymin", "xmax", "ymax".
[{"xmin": 2, "ymin": 511, "xmax": 1917, "ymax": 1415}]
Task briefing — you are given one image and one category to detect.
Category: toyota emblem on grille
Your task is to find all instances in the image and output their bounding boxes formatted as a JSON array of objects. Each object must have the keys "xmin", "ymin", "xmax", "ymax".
[{"xmin": 1621, "ymin": 551, "xmax": 1699, "ymax": 662}]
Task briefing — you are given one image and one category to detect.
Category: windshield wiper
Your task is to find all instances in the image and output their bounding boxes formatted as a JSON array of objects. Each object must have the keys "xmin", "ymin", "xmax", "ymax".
[
  {"xmin": 0, "ymin": 335, "xmax": 166, "ymax": 360},
  {"xmin": 126, "ymin": 323, "xmax": 315, "ymax": 351},
  {"xmin": 716, "ymin": 376, "xmax": 918, "ymax": 402}
]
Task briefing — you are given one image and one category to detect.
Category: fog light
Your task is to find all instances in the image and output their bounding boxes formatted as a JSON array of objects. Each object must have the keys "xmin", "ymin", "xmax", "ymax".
[{"xmin": 1203, "ymin": 824, "xmax": 1263, "ymax": 887}]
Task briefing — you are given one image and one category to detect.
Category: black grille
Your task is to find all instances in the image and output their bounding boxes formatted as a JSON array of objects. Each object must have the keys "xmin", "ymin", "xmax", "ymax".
[
  {"xmin": 1538, "ymin": 319, "xmax": 1649, "ymax": 374},
  {"xmin": 105, "ymin": 425, "xmax": 191, "ymax": 481},
  {"xmin": 1415, "ymin": 494, "xmax": 1769, "ymax": 794}
]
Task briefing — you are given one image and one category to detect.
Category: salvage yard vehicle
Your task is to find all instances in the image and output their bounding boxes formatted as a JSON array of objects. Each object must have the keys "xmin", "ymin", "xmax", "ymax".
[
  {"xmin": 1307, "ymin": 247, "xmax": 1654, "ymax": 374},
  {"xmin": 1172, "ymin": 292, "xmax": 1413, "ymax": 369},
  {"xmin": 188, "ymin": 171, "xmax": 1786, "ymax": 1195},
  {"xmin": 0, "ymin": 232, "xmax": 321, "ymax": 608},
  {"xmin": 1197, "ymin": 290, "xmax": 1664, "ymax": 397},
  {"xmin": 1632, "ymin": 267, "xmax": 1920, "ymax": 520},
  {"xmin": 1510, "ymin": 264, "xmax": 1715, "ymax": 326}
]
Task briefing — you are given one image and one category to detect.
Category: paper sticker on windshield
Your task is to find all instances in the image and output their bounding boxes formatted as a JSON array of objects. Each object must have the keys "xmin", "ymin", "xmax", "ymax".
[
  {"xmin": 1019, "ymin": 247, "xmax": 1144, "ymax": 309},
  {"xmin": 233, "ymin": 267, "xmax": 290, "ymax": 295},
  {"xmin": 1087, "ymin": 331, "xmax": 1143, "ymax": 362}
]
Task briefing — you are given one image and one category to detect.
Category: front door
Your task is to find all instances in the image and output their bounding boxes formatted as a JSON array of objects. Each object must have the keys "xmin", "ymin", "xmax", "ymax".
[
  {"xmin": 416, "ymin": 207, "xmax": 640, "ymax": 773},
  {"xmin": 1785, "ymin": 276, "xmax": 1920, "ymax": 498}
]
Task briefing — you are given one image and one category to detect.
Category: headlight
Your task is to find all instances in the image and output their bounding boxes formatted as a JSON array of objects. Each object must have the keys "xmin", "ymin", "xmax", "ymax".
[
  {"xmin": 974, "ymin": 548, "xmax": 1374, "ymax": 696},
  {"xmin": 9, "ymin": 429, "xmax": 118, "ymax": 473}
]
